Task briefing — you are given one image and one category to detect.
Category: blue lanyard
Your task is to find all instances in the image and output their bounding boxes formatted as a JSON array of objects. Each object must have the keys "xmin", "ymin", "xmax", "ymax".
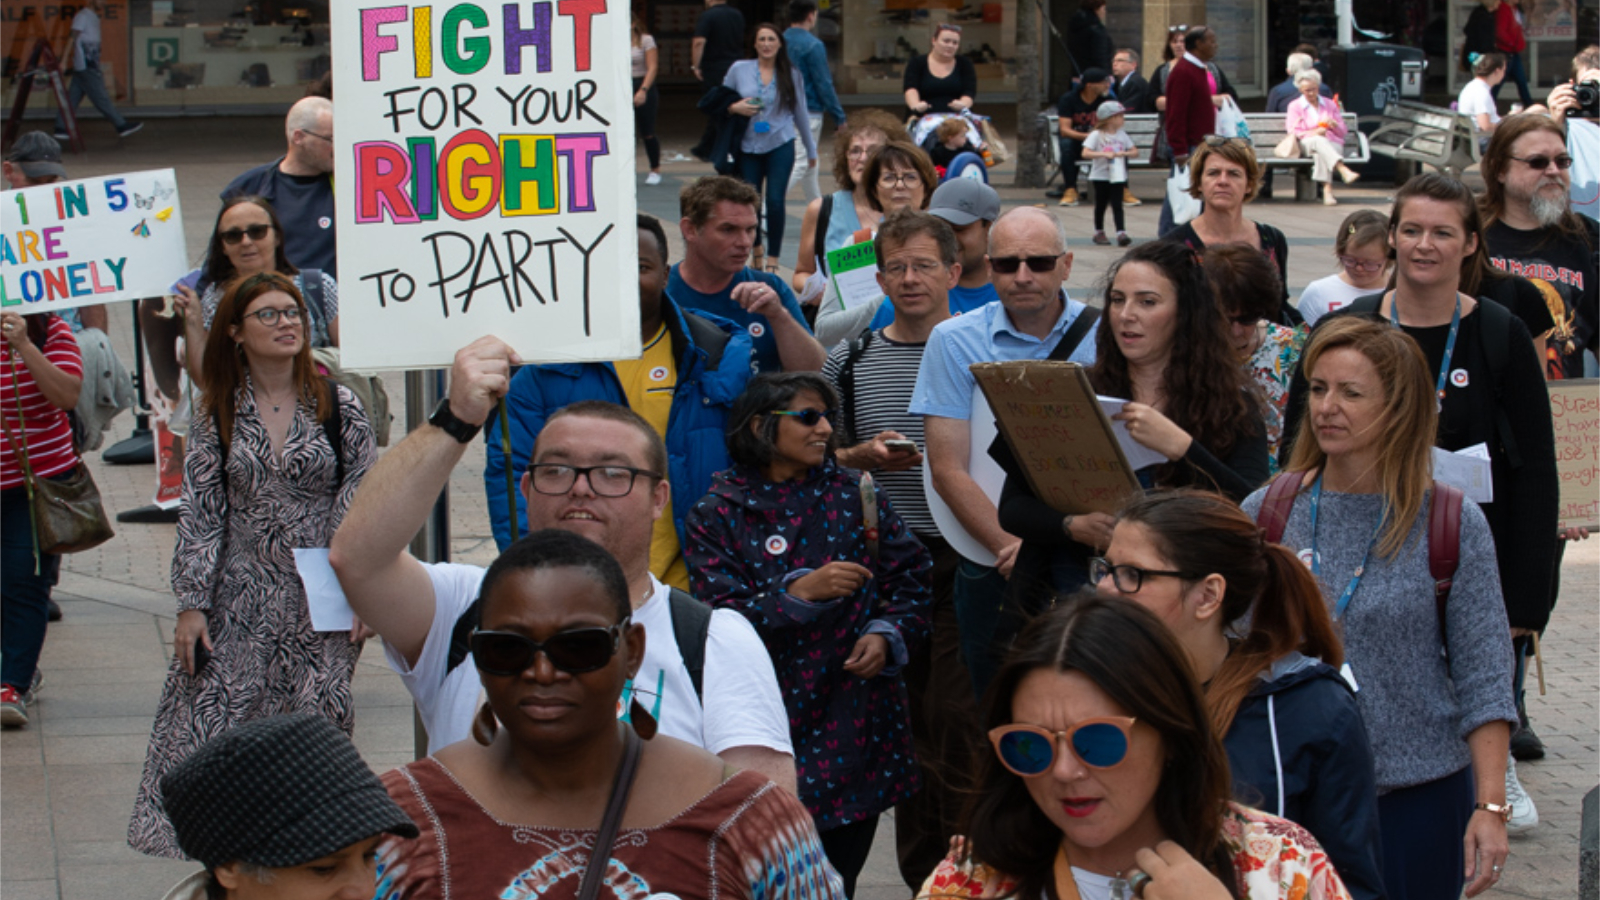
[
  {"xmin": 1309, "ymin": 475, "xmax": 1386, "ymax": 620},
  {"xmin": 1391, "ymin": 292, "xmax": 1462, "ymax": 410}
]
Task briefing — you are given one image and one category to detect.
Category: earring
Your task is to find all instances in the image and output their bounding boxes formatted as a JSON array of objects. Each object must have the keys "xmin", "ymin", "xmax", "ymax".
[
  {"xmin": 471, "ymin": 701, "xmax": 498, "ymax": 746},
  {"xmin": 629, "ymin": 697, "xmax": 658, "ymax": 740}
]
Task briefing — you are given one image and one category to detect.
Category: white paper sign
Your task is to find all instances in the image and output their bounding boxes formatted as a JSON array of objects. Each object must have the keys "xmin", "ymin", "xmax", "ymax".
[
  {"xmin": 1433, "ymin": 443, "xmax": 1494, "ymax": 504},
  {"xmin": 1097, "ymin": 396, "xmax": 1171, "ymax": 471},
  {"xmin": 923, "ymin": 386, "xmax": 1008, "ymax": 566},
  {"xmin": 294, "ymin": 548, "xmax": 355, "ymax": 632},
  {"xmin": 331, "ymin": 2, "xmax": 640, "ymax": 370},
  {"xmin": 2, "ymin": 169, "xmax": 187, "ymax": 315}
]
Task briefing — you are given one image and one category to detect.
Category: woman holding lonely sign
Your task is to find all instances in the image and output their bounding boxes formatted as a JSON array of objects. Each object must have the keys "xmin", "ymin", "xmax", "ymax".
[
  {"xmin": 129, "ymin": 272, "xmax": 377, "ymax": 859},
  {"xmin": 724, "ymin": 24, "xmax": 817, "ymax": 273}
]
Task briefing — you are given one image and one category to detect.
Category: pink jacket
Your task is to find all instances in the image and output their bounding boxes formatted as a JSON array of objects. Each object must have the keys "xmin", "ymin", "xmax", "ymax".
[{"xmin": 1286, "ymin": 95, "xmax": 1347, "ymax": 145}]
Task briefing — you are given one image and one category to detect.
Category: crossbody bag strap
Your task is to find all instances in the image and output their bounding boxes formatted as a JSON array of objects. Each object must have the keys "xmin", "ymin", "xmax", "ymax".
[
  {"xmin": 3, "ymin": 354, "xmax": 44, "ymax": 572},
  {"xmin": 576, "ymin": 728, "xmax": 644, "ymax": 900}
]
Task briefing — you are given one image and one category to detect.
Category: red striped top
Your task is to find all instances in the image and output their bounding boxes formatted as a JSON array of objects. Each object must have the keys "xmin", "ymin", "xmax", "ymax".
[{"xmin": 1, "ymin": 316, "xmax": 84, "ymax": 489}]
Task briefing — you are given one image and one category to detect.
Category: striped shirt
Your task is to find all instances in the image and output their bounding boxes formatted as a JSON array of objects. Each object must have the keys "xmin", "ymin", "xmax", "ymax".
[
  {"xmin": 2, "ymin": 316, "xmax": 84, "ymax": 489},
  {"xmin": 823, "ymin": 329, "xmax": 937, "ymax": 535}
]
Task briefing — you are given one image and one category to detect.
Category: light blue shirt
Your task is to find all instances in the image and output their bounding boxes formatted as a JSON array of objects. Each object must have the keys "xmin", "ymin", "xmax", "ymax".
[
  {"xmin": 723, "ymin": 60, "xmax": 818, "ymax": 158},
  {"xmin": 784, "ymin": 27, "xmax": 846, "ymax": 123},
  {"xmin": 910, "ymin": 294, "xmax": 1098, "ymax": 420}
]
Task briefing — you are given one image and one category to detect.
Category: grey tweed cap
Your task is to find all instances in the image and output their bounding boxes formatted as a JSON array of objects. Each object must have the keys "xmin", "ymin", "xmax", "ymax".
[{"xmin": 160, "ymin": 713, "xmax": 418, "ymax": 869}]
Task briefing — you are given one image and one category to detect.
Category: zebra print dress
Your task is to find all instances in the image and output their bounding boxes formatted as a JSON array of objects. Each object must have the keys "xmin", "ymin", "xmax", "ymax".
[{"xmin": 127, "ymin": 378, "xmax": 376, "ymax": 859}]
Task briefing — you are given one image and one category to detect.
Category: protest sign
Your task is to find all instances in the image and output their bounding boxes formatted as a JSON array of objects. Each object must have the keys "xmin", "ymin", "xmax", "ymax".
[
  {"xmin": 332, "ymin": 1, "xmax": 640, "ymax": 370},
  {"xmin": 972, "ymin": 361, "xmax": 1140, "ymax": 515},
  {"xmin": 2, "ymin": 169, "xmax": 187, "ymax": 314},
  {"xmin": 1550, "ymin": 379, "xmax": 1598, "ymax": 532},
  {"xmin": 825, "ymin": 240, "xmax": 883, "ymax": 311}
]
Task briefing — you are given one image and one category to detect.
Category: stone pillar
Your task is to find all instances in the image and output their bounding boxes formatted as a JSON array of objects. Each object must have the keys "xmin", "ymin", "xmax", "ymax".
[{"xmin": 1141, "ymin": 0, "xmax": 1208, "ymax": 80}]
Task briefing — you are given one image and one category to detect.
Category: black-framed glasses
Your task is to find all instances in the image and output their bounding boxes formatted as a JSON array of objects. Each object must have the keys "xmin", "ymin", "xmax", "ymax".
[
  {"xmin": 878, "ymin": 171, "xmax": 921, "ymax": 187},
  {"xmin": 989, "ymin": 718, "xmax": 1138, "ymax": 775},
  {"xmin": 1089, "ymin": 556, "xmax": 1196, "ymax": 593},
  {"xmin": 244, "ymin": 306, "xmax": 301, "ymax": 327},
  {"xmin": 1338, "ymin": 255, "xmax": 1387, "ymax": 273},
  {"xmin": 302, "ymin": 129, "xmax": 334, "ymax": 143},
  {"xmin": 770, "ymin": 408, "xmax": 836, "ymax": 427},
  {"xmin": 470, "ymin": 618, "xmax": 630, "ymax": 676},
  {"xmin": 219, "ymin": 224, "xmax": 272, "ymax": 245},
  {"xmin": 1202, "ymin": 135, "xmax": 1252, "ymax": 149},
  {"xmin": 1508, "ymin": 154, "xmax": 1573, "ymax": 171},
  {"xmin": 527, "ymin": 463, "xmax": 660, "ymax": 497},
  {"xmin": 989, "ymin": 254, "xmax": 1062, "ymax": 275},
  {"xmin": 882, "ymin": 259, "xmax": 945, "ymax": 279}
]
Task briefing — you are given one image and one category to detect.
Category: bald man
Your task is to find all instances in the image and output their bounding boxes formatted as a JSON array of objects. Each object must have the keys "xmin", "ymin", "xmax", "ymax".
[{"xmin": 222, "ymin": 96, "xmax": 338, "ymax": 275}]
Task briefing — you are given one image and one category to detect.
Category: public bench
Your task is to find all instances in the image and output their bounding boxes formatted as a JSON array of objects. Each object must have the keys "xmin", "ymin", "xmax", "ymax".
[{"xmin": 1367, "ymin": 100, "xmax": 1481, "ymax": 177}]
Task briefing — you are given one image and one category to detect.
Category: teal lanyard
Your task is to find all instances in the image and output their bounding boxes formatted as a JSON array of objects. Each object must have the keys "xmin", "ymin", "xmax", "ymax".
[
  {"xmin": 1309, "ymin": 475, "xmax": 1386, "ymax": 620},
  {"xmin": 1391, "ymin": 292, "xmax": 1462, "ymax": 411}
]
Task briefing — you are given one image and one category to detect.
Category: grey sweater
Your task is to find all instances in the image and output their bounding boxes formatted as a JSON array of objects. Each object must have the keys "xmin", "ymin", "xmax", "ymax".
[{"xmin": 1241, "ymin": 486, "xmax": 1517, "ymax": 792}]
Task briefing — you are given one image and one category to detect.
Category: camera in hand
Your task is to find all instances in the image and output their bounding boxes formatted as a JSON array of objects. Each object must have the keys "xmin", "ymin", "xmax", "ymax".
[{"xmin": 1578, "ymin": 80, "xmax": 1600, "ymax": 118}]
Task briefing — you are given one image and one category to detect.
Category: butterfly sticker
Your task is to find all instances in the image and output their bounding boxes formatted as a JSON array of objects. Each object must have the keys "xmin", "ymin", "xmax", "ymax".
[
  {"xmin": 150, "ymin": 182, "xmax": 175, "ymax": 201},
  {"xmin": 130, "ymin": 219, "xmax": 151, "ymax": 237},
  {"xmin": 133, "ymin": 193, "xmax": 156, "ymax": 209}
]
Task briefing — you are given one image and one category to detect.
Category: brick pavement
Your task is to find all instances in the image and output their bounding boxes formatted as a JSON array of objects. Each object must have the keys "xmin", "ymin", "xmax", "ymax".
[{"xmin": 1, "ymin": 115, "xmax": 1594, "ymax": 900}]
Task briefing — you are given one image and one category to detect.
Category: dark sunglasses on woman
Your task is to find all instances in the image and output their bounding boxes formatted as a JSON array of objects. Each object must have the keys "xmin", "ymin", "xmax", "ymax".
[
  {"xmin": 770, "ymin": 408, "xmax": 836, "ymax": 427},
  {"xmin": 470, "ymin": 618, "xmax": 630, "ymax": 676},
  {"xmin": 219, "ymin": 224, "xmax": 273, "ymax": 245},
  {"xmin": 988, "ymin": 717, "xmax": 1137, "ymax": 775}
]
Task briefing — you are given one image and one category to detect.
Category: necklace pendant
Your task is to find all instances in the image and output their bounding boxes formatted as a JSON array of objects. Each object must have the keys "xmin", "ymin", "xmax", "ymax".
[{"xmin": 1108, "ymin": 875, "xmax": 1131, "ymax": 900}]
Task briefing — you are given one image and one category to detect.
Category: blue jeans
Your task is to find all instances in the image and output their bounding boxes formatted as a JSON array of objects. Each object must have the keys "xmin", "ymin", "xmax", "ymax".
[
  {"xmin": 737, "ymin": 139, "xmax": 797, "ymax": 259},
  {"xmin": 1157, "ymin": 162, "xmax": 1179, "ymax": 237},
  {"xmin": 1491, "ymin": 52, "xmax": 1534, "ymax": 107},
  {"xmin": 952, "ymin": 559, "xmax": 1008, "ymax": 703},
  {"xmin": 2, "ymin": 488, "xmax": 59, "ymax": 690},
  {"xmin": 54, "ymin": 63, "xmax": 129, "ymax": 132}
]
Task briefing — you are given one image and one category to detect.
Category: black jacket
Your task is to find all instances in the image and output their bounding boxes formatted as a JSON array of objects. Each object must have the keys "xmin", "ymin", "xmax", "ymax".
[
  {"xmin": 1065, "ymin": 10, "xmax": 1113, "ymax": 74},
  {"xmin": 698, "ymin": 84, "xmax": 749, "ymax": 176},
  {"xmin": 1224, "ymin": 655, "xmax": 1386, "ymax": 900},
  {"xmin": 1114, "ymin": 71, "xmax": 1151, "ymax": 113}
]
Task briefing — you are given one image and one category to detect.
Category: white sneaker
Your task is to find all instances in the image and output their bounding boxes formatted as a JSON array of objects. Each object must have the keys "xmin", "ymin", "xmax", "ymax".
[
  {"xmin": 1505, "ymin": 754, "xmax": 1538, "ymax": 833},
  {"xmin": 645, "ymin": 172, "xmax": 662, "ymax": 185}
]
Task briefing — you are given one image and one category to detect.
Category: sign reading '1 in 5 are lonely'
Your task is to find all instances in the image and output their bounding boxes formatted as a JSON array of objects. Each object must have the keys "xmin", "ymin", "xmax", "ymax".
[
  {"xmin": 2, "ymin": 169, "xmax": 187, "ymax": 313},
  {"xmin": 332, "ymin": 1, "xmax": 640, "ymax": 370}
]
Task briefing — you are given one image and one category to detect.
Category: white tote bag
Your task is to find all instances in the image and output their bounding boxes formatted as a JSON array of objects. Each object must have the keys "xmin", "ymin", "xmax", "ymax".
[{"xmin": 1166, "ymin": 164, "xmax": 1202, "ymax": 225}]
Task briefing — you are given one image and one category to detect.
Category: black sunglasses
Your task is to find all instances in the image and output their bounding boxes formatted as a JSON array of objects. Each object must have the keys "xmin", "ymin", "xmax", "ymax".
[
  {"xmin": 989, "ymin": 254, "xmax": 1062, "ymax": 275},
  {"xmin": 770, "ymin": 408, "xmax": 836, "ymax": 427},
  {"xmin": 1508, "ymin": 154, "xmax": 1573, "ymax": 171},
  {"xmin": 219, "ymin": 224, "xmax": 272, "ymax": 245},
  {"xmin": 470, "ymin": 618, "xmax": 630, "ymax": 676}
]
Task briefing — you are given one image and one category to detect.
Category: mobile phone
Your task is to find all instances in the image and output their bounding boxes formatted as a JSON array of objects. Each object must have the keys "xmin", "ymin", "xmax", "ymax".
[
  {"xmin": 885, "ymin": 439, "xmax": 918, "ymax": 453},
  {"xmin": 192, "ymin": 638, "xmax": 212, "ymax": 674}
]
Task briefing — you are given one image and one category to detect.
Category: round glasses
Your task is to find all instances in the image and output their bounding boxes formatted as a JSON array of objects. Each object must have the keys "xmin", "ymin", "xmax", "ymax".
[
  {"xmin": 1089, "ymin": 556, "xmax": 1196, "ymax": 593},
  {"xmin": 1338, "ymin": 255, "xmax": 1387, "ymax": 274},
  {"xmin": 878, "ymin": 171, "xmax": 921, "ymax": 187},
  {"xmin": 470, "ymin": 618, "xmax": 630, "ymax": 676},
  {"xmin": 244, "ymin": 306, "xmax": 301, "ymax": 327},
  {"xmin": 989, "ymin": 718, "xmax": 1138, "ymax": 775},
  {"xmin": 527, "ymin": 463, "xmax": 659, "ymax": 497}
]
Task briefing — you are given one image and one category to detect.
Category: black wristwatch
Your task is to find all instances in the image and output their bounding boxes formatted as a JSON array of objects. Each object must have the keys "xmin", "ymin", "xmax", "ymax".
[{"xmin": 428, "ymin": 398, "xmax": 482, "ymax": 444}]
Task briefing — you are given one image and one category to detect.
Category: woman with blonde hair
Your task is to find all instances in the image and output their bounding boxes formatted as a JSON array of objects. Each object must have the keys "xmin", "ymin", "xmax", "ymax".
[
  {"xmin": 130, "ymin": 272, "xmax": 377, "ymax": 858},
  {"xmin": 1250, "ymin": 316, "xmax": 1516, "ymax": 900}
]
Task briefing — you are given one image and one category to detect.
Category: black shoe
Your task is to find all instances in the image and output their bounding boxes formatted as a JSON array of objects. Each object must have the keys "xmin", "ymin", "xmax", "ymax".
[
  {"xmin": 117, "ymin": 121, "xmax": 144, "ymax": 138},
  {"xmin": 47, "ymin": 599, "xmax": 62, "ymax": 622},
  {"xmin": 1511, "ymin": 723, "xmax": 1546, "ymax": 761}
]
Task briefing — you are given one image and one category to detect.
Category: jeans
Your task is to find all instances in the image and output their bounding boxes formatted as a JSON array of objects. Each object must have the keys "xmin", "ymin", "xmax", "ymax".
[
  {"xmin": 788, "ymin": 113, "xmax": 824, "ymax": 202},
  {"xmin": 1158, "ymin": 162, "xmax": 1179, "ymax": 237},
  {"xmin": 632, "ymin": 77, "xmax": 660, "ymax": 170},
  {"xmin": 1376, "ymin": 766, "xmax": 1473, "ymax": 900},
  {"xmin": 2, "ymin": 487, "xmax": 59, "ymax": 690},
  {"xmin": 54, "ymin": 64, "xmax": 128, "ymax": 132},
  {"xmin": 952, "ymin": 558, "xmax": 1008, "ymax": 703},
  {"xmin": 737, "ymin": 139, "xmax": 797, "ymax": 259},
  {"xmin": 1492, "ymin": 52, "xmax": 1534, "ymax": 107},
  {"xmin": 1057, "ymin": 136, "xmax": 1084, "ymax": 191}
]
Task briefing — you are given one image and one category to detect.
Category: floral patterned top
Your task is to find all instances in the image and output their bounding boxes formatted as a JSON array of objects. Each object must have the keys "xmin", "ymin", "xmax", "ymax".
[
  {"xmin": 918, "ymin": 803, "xmax": 1352, "ymax": 900},
  {"xmin": 1247, "ymin": 322, "xmax": 1309, "ymax": 470}
]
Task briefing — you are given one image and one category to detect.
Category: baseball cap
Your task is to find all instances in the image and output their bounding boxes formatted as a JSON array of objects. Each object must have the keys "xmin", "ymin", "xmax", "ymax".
[
  {"xmin": 161, "ymin": 714, "xmax": 419, "ymax": 869},
  {"xmin": 1096, "ymin": 100, "xmax": 1128, "ymax": 120},
  {"xmin": 1081, "ymin": 67, "xmax": 1111, "ymax": 84},
  {"xmin": 5, "ymin": 132, "xmax": 66, "ymax": 180},
  {"xmin": 928, "ymin": 179, "xmax": 1001, "ymax": 226}
]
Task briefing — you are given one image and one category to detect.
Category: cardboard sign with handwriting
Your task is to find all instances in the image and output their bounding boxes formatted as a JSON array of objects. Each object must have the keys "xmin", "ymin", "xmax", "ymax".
[
  {"xmin": 972, "ymin": 361, "xmax": 1140, "ymax": 515},
  {"xmin": 1549, "ymin": 379, "xmax": 1599, "ymax": 532}
]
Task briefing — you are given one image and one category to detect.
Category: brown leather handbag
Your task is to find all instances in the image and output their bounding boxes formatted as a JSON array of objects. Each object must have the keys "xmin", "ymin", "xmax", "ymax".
[{"xmin": 4, "ymin": 357, "xmax": 114, "ymax": 558}]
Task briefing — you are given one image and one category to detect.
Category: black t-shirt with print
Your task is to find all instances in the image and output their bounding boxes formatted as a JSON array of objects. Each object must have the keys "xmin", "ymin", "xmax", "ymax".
[
  {"xmin": 1486, "ymin": 219, "xmax": 1599, "ymax": 376},
  {"xmin": 1056, "ymin": 90, "xmax": 1100, "ymax": 140}
]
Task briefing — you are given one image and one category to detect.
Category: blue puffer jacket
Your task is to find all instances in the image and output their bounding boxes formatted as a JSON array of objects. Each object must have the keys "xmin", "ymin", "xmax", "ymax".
[
  {"xmin": 1224, "ymin": 653, "xmax": 1386, "ymax": 900},
  {"xmin": 484, "ymin": 299, "xmax": 755, "ymax": 549}
]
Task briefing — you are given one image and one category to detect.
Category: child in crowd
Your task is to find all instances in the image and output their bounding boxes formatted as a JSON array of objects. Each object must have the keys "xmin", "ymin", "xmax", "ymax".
[
  {"xmin": 1081, "ymin": 100, "xmax": 1138, "ymax": 246},
  {"xmin": 927, "ymin": 116, "xmax": 982, "ymax": 171}
]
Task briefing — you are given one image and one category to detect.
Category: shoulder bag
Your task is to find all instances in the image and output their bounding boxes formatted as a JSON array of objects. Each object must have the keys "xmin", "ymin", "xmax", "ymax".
[{"xmin": 2, "ymin": 355, "xmax": 114, "ymax": 560}]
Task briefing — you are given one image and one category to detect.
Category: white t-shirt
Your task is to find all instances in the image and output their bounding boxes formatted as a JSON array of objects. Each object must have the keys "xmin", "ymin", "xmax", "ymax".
[
  {"xmin": 70, "ymin": 8, "xmax": 102, "ymax": 71},
  {"xmin": 1457, "ymin": 79, "xmax": 1500, "ymax": 132},
  {"xmin": 631, "ymin": 35, "xmax": 657, "ymax": 79},
  {"xmin": 1035, "ymin": 869, "xmax": 1118, "ymax": 900},
  {"xmin": 1083, "ymin": 128, "xmax": 1133, "ymax": 183},
  {"xmin": 387, "ymin": 562, "xmax": 795, "ymax": 757},
  {"xmin": 1297, "ymin": 273, "xmax": 1380, "ymax": 326}
]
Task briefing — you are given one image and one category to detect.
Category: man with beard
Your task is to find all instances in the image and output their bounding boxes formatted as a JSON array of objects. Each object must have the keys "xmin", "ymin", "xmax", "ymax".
[{"xmin": 1477, "ymin": 113, "xmax": 1596, "ymax": 776}]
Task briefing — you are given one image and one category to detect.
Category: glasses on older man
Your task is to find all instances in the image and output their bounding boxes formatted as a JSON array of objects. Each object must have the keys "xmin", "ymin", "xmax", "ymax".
[{"xmin": 1508, "ymin": 154, "xmax": 1573, "ymax": 171}]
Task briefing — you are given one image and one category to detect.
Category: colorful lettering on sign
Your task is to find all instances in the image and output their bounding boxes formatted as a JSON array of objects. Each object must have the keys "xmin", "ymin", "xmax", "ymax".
[
  {"xmin": 359, "ymin": 1, "xmax": 611, "ymax": 82},
  {"xmin": 1, "ymin": 258, "xmax": 128, "ymax": 305},
  {"xmin": 353, "ymin": 131, "xmax": 608, "ymax": 223}
]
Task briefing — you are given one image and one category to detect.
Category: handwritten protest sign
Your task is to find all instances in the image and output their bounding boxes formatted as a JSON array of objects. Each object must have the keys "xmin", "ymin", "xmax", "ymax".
[
  {"xmin": 825, "ymin": 240, "xmax": 883, "ymax": 311},
  {"xmin": 972, "ymin": 361, "xmax": 1140, "ymax": 515},
  {"xmin": 2, "ymin": 170, "xmax": 187, "ymax": 314},
  {"xmin": 332, "ymin": 1, "xmax": 640, "ymax": 370},
  {"xmin": 1550, "ymin": 379, "xmax": 1598, "ymax": 532}
]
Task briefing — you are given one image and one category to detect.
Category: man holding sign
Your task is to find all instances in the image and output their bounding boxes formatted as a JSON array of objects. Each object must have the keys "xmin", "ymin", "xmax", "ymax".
[{"xmin": 909, "ymin": 208, "xmax": 1100, "ymax": 699}]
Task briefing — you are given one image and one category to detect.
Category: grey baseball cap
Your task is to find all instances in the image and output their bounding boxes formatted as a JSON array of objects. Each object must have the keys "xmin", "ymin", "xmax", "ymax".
[
  {"xmin": 6, "ymin": 132, "xmax": 66, "ymax": 180},
  {"xmin": 928, "ymin": 179, "xmax": 1001, "ymax": 226}
]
